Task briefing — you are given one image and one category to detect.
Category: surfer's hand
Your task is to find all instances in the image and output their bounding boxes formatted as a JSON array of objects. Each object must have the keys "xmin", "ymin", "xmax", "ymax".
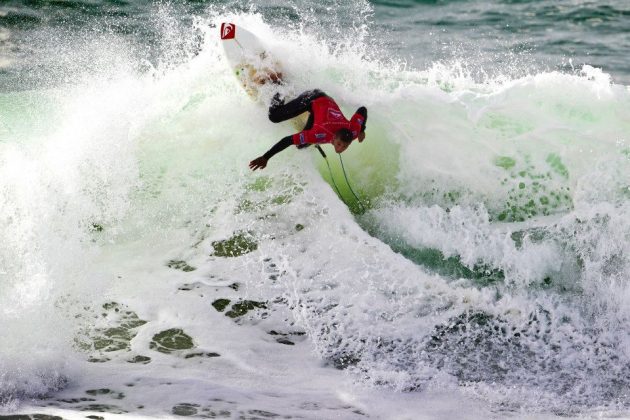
[
  {"xmin": 249, "ymin": 157, "xmax": 268, "ymax": 171},
  {"xmin": 358, "ymin": 131, "xmax": 365, "ymax": 142}
]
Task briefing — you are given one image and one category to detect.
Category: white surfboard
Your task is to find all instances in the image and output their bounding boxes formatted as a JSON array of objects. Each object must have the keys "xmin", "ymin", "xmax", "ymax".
[{"xmin": 219, "ymin": 22, "xmax": 307, "ymax": 130}]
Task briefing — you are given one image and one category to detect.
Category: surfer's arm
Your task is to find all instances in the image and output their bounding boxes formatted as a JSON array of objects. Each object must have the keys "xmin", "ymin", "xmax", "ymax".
[
  {"xmin": 355, "ymin": 106, "xmax": 367, "ymax": 132},
  {"xmin": 351, "ymin": 106, "xmax": 368, "ymax": 142},
  {"xmin": 249, "ymin": 136, "xmax": 293, "ymax": 170},
  {"xmin": 263, "ymin": 135, "xmax": 293, "ymax": 159}
]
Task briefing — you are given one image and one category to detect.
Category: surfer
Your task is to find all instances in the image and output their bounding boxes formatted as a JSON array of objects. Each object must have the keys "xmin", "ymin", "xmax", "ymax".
[{"xmin": 249, "ymin": 90, "xmax": 367, "ymax": 170}]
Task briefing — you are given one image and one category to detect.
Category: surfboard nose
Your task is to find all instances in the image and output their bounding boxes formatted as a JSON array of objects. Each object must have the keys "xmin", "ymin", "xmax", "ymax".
[{"xmin": 220, "ymin": 23, "xmax": 236, "ymax": 40}]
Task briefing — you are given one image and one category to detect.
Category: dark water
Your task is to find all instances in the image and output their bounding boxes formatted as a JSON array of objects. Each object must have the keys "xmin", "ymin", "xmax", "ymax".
[
  {"xmin": 1, "ymin": 0, "xmax": 629, "ymax": 89},
  {"xmin": 372, "ymin": 0, "xmax": 630, "ymax": 83}
]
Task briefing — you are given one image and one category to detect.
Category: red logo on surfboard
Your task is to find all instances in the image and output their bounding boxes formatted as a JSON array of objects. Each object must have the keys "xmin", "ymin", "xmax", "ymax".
[{"xmin": 221, "ymin": 23, "xmax": 235, "ymax": 40}]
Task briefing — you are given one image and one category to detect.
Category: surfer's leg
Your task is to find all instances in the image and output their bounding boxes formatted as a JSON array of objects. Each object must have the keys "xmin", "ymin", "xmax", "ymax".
[
  {"xmin": 268, "ymin": 89, "xmax": 327, "ymax": 123},
  {"xmin": 299, "ymin": 91, "xmax": 324, "ymax": 130},
  {"xmin": 302, "ymin": 111, "xmax": 315, "ymax": 131}
]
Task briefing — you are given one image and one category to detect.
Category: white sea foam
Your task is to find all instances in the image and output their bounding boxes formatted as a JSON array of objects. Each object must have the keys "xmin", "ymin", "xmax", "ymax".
[{"xmin": 1, "ymin": 5, "xmax": 629, "ymax": 418}]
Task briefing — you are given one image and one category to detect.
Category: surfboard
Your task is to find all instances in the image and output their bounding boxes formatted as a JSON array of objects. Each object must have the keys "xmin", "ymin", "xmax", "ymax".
[{"xmin": 219, "ymin": 22, "xmax": 307, "ymax": 130}]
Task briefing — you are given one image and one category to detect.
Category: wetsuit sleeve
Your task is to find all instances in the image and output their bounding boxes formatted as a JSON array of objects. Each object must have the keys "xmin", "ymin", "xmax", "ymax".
[
  {"xmin": 262, "ymin": 135, "xmax": 293, "ymax": 160},
  {"xmin": 349, "ymin": 107, "xmax": 367, "ymax": 138},
  {"xmin": 355, "ymin": 106, "xmax": 367, "ymax": 132}
]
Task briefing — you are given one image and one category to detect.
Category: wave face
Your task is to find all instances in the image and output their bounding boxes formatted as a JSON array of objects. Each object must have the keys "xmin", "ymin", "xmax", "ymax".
[{"xmin": 1, "ymin": 0, "xmax": 629, "ymax": 417}]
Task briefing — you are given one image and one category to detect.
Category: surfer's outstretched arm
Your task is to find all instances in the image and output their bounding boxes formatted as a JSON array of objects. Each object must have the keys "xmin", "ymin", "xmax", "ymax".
[{"xmin": 249, "ymin": 135, "xmax": 293, "ymax": 171}]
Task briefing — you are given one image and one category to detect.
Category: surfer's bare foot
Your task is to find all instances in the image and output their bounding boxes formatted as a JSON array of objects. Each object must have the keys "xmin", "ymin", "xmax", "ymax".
[
  {"xmin": 253, "ymin": 69, "xmax": 283, "ymax": 85},
  {"xmin": 268, "ymin": 70, "xmax": 283, "ymax": 84}
]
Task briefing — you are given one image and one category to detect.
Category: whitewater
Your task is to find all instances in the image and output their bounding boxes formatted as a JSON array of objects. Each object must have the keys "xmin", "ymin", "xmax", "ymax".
[{"xmin": 1, "ymin": 3, "xmax": 630, "ymax": 419}]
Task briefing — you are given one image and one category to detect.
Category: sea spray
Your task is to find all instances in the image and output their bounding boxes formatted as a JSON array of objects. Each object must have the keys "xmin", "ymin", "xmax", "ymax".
[{"xmin": 0, "ymin": 2, "xmax": 629, "ymax": 417}]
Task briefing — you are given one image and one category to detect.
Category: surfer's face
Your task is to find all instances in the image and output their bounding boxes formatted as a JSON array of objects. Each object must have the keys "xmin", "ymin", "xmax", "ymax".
[{"xmin": 332, "ymin": 136, "xmax": 350, "ymax": 154}]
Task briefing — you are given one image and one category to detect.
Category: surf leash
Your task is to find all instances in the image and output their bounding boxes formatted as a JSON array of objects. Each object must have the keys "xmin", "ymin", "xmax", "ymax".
[
  {"xmin": 316, "ymin": 146, "xmax": 345, "ymax": 203},
  {"xmin": 338, "ymin": 154, "xmax": 366, "ymax": 213},
  {"xmin": 315, "ymin": 145, "xmax": 366, "ymax": 213}
]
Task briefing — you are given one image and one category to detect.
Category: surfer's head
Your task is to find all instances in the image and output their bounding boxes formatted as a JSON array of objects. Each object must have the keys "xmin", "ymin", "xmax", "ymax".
[{"xmin": 333, "ymin": 128, "xmax": 353, "ymax": 153}]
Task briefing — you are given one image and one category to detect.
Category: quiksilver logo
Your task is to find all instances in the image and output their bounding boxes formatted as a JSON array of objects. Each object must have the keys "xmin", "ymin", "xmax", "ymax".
[
  {"xmin": 329, "ymin": 109, "xmax": 343, "ymax": 119},
  {"xmin": 221, "ymin": 23, "xmax": 235, "ymax": 40}
]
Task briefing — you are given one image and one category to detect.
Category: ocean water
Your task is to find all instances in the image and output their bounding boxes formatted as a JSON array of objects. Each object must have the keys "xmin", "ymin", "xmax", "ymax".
[{"xmin": 1, "ymin": 0, "xmax": 629, "ymax": 418}]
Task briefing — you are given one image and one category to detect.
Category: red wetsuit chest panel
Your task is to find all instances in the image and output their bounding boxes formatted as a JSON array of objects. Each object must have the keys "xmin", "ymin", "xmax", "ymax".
[{"xmin": 292, "ymin": 97, "xmax": 363, "ymax": 146}]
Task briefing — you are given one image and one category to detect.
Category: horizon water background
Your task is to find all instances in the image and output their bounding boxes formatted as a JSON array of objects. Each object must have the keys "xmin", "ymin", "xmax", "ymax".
[{"xmin": 1, "ymin": 0, "xmax": 630, "ymax": 418}]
